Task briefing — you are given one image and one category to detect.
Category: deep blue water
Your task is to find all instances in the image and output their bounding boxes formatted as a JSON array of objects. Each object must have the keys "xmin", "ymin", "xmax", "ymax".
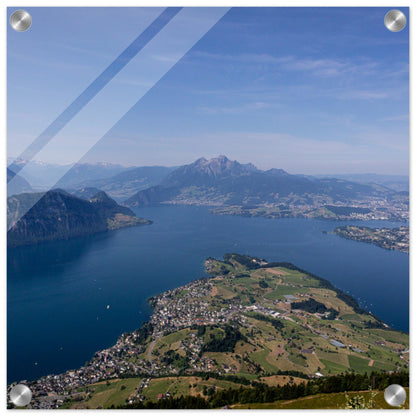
[{"xmin": 8, "ymin": 206, "xmax": 409, "ymax": 384}]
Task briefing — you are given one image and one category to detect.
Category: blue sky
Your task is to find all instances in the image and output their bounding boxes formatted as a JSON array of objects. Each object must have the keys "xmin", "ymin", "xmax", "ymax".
[{"xmin": 8, "ymin": 7, "xmax": 409, "ymax": 174}]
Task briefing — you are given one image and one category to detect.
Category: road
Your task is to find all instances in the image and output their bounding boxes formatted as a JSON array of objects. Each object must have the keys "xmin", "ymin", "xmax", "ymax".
[{"xmin": 148, "ymin": 338, "xmax": 158, "ymax": 374}]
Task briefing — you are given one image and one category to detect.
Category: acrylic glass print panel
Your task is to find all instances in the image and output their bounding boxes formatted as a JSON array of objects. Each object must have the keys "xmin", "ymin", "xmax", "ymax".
[{"xmin": 7, "ymin": 7, "xmax": 409, "ymax": 409}]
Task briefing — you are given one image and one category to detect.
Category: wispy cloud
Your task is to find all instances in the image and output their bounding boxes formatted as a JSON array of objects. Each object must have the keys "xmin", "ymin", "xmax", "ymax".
[
  {"xmin": 181, "ymin": 51, "xmax": 407, "ymax": 106},
  {"xmin": 381, "ymin": 114, "xmax": 409, "ymax": 122},
  {"xmin": 189, "ymin": 51, "xmax": 291, "ymax": 65},
  {"xmin": 191, "ymin": 84, "xmax": 393, "ymax": 106},
  {"xmin": 283, "ymin": 57, "xmax": 379, "ymax": 78},
  {"xmin": 151, "ymin": 54, "xmax": 181, "ymax": 63},
  {"xmin": 331, "ymin": 89, "xmax": 389, "ymax": 101},
  {"xmin": 189, "ymin": 51, "xmax": 381, "ymax": 78},
  {"xmin": 8, "ymin": 51, "xmax": 94, "ymax": 72},
  {"xmin": 198, "ymin": 101, "xmax": 272, "ymax": 115}
]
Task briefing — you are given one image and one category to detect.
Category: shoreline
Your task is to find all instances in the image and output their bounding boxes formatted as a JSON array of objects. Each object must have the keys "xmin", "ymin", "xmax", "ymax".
[{"xmin": 8, "ymin": 257, "xmax": 408, "ymax": 387}]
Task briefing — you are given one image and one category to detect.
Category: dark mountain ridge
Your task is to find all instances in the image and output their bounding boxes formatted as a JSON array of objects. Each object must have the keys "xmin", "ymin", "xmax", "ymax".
[{"xmin": 7, "ymin": 189, "xmax": 151, "ymax": 247}]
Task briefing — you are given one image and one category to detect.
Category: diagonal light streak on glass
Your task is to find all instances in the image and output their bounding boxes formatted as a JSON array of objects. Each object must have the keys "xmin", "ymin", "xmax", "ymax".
[
  {"xmin": 7, "ymin": 7, "xmax": 230, "ymax": 231},
  {"xmin": 8, "ymin": 7, "xmax": 182, "ymax": 178}
]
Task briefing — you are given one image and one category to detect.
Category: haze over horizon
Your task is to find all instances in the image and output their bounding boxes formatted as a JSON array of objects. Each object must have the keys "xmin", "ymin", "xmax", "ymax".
[
  {"xmin": 7, "ymin": 154, "xmax": 409, "ymax": 178},
  {"xmin": 8, "ymin": 8, "xmax": 409, "ymax": 175}
]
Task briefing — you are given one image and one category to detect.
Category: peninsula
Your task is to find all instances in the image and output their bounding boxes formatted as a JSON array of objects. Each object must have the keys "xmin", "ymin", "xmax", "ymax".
[
  {"xmin": 9, "ymin": 254, "xmax": 408, "ymax": 409},
  {"xmin": 333, "ymin": 226, "xmax": 409, "ymax": 253}
]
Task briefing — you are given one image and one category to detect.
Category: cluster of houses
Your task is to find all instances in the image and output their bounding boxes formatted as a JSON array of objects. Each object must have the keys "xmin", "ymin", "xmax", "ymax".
[
  {"xmin": 150, "ymin": 278, "xmax": 256, "ymax": 336},
  {"xmin": 126, "ymin": 377, "xmax": 151, "ymax": 404},
  {"xmin": 178, "ymin": 334, "xmax": 216, "ymax": 373},
  {"xmin": 150, "ymin": 279, "xmax": 218, "ymax": 331},
  {"xmin": 9, "ymin": 262, "xmax": 409, "ymax": 409}
]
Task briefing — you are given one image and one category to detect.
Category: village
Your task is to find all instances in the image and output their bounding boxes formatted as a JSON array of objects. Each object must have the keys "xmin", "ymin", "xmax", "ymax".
[
  {"xmin": 334, "ymin": 225, "xmax": 409, "ymax": 253},
  {"xmin": 7, "ymin": 259, "xmax": 409, "ymax": 409},
  {"xmin": 212, "ymin": 195, "xmax": 409, "ymax": 223}
]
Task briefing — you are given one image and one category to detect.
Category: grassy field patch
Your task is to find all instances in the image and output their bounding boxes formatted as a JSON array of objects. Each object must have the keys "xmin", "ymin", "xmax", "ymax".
[
  {"xmin": 265, "ymin": 286, "xmax": 308, "ymax": 300},
  {"xmin": 68, "ymin": 378, "xmax": 142, "ymax": 409},
  {"xmin": 232, "ymin": 389, "xmax": 409, "ymax": 409},
  {"xmin": 319, "ymin": 358, "xmax": 349, "ymax": 375},
  {"xmin": 348, "ymin": 355, "xmax": 371, "ymax": 373},
  {"xmin": 249, "ymin": 348, "xmax": 277, "ymax": 373}
]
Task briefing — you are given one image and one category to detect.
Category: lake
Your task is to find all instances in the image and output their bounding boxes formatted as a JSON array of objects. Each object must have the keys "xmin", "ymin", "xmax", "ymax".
[{"xmin": 7, "ymin": 205, "xmax": 409, "ymax": 384}]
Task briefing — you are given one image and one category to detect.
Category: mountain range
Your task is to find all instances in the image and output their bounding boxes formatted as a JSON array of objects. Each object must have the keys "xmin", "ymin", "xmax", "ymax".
[
  {"xmin": 8, "ymin": 158, "xmax": 407, "ymax": 203},
  {"xmin": 7, "ymin": 160, "xmax": 129, "ymax": 190},
  {"xmin": 68, "ymin": 166, "xmax": 176, "ymax": 201},
  {"xmin": 7, "ymin": 189, "xmax": 151, "ymax": 247},
  {"xmin": 124, "ymin": 155, "xmax": 397, "ymax": 208},
  {"xmin": 7, "ymin": 160, "xmax": 175, "ymax": 200},
  {"xmin": 7, "ymin": 168, "xmax": 32, "ymax": 196},
  {"xmin": 314, "ymin": 173, "xmax": 409, "ymax": 192},
  {"xmin": 7, "ymin": 155, "xmax": 408, "ymax": 247}
]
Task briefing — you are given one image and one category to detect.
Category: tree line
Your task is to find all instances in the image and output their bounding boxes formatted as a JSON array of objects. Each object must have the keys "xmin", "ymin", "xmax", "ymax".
[
  {"xmin": 291, "ymin": 298, "xmax": 339, "ymax": 320},
  {"xmin": 201, "ymin": 324, "xmax": 246, "ymax": 353},
  {"xmin": 119, "ymin": 371, "xmax": 408, "ymax": 409}
]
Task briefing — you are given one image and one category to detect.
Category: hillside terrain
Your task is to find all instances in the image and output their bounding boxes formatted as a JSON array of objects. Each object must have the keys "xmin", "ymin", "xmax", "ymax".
[
  {"xmin": 231, "ymin": 387, "xmax": 409, "ymax": 409},
  {"xmin": 314, "ymin": 173, "xmax": 409, "ymax": 193},
  {"xmin": 55, "ymin": 163, "xmax": 129, "ymax": 189},
  {"xmin": 8, "ymin": 160, "xmax": 175, "ymax": 199},
  {"xmin": 8, "ymin": 158, "xmax": 408, "ymax": 221},
  {"xmin": 7, "ymin": 160, "xmax": 129, "ymax": 190},
  {"xmin": 70, "ymin": 166, "xmax": 176, "ymax": 200},
  {"xmin": 7, "ymin": 189, "xmax": 151, "ymax": 247},
  {"xmin": 124, "ymin": 156, "xmax": 408, "ymax": 222},
  {"xmin": 334, "ymin": 225, "xmax": 409, "ymax": 253},
  {"xmin": 19, "ymin": 254, "xmax": 408, "ymax": 409}
]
